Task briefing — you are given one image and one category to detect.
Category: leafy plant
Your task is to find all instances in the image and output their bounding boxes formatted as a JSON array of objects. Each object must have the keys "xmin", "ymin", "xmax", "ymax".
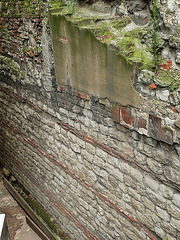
[{"xmin": 64, "ymin": 0, "xmax": 78, "ymax": 14}]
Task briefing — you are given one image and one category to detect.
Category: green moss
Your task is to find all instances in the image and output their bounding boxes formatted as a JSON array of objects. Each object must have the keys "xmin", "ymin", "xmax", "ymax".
[
  {"xmin": 153, "ymin": 69, "xmax": 180, "ymax": 90},
  {"xmin": 0, "ymin": 0, "xmax": 48, "ymax": 18},
  {"xmin": 111, "ymin": 18, "xmax": 131, "ymax": 30},
  {"xmin": 130, "ymin": 49, "xmax": 153, "ymax": 69},
  {"xmin": 116, "ymin": 35, "xmax": 153, "ymax": 69},
  {"xmin": 49, "ymin": 0, "xmax": 64, "ymax": 10},
  {"xmin": 0, "ymin": 55, "xmax": 25, "ymax": 79},
  {"xmin": 27, "ymin": 195, "xmax": 69, "ymax": 239}
]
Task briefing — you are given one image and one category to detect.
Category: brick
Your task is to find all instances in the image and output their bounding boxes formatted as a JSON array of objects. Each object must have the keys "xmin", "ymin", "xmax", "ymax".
[
  {"xmin": 138, "ymin": 117, "xmax": 147, "ymax": 129},
  {"xmin": 120, "ymin": 106, "xmax": 135, "ymax": 127}
]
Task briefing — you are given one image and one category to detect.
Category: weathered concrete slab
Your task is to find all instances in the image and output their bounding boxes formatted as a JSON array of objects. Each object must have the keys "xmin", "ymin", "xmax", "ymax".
[{"xmin": 50, "ymin": 14, "xmax": 140, "ymax": 107}]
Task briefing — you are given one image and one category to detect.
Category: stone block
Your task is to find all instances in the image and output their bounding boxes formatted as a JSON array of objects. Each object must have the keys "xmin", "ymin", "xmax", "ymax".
[
  {"xmin": 146, "ymin": 209, "xmax": 161, "ymax": 227},
  {"xmin": 147, "ymin": 191, "xmax": 167, "ymax": 209},
  {"xmin": 149, "ymin": 114, "xmax": 161, "ymax": 140},
  {"xmin": 131, "ymin": 131, "xmax": 141, "ymax": 140},
  {"xmin": 159, "ymin": 127, "xmax": 173, "ymax": 145},
  {"xmin": 128, "ymin": 187, "xmax": 141, "ymax": 201},
  {"xmin": 159, "ymin": 184, "xmax": 175, "ymax": 199},
  {"xmin": 144, "ymin": 175, "xmax": 159, "ymax": 192},
  {"xmin": 142, "ymin": 196, "xmax": 155, "ymax": 211},
  {"xmin": 131, "ymin": 198, "xmax": 145, "ymax": 213},
  {"xmin": 170, "ymin": 217, "xmax": 180, "ymax": 231},
  {"xmin": 107, "ymin": 155, "xmax": 118, "ymax": 168},
  {"xmin": 125, "ymin": 228, "xmax": 146, "ymax": 240},
  {"xmin": 146, "ymin": 158, "xmax": 163, "ymax": 174},
  {"xmin": 124, "ymin": 175, "xmax": 137, "ymax": 189},
  {"xmin": 166, "ymin": 234, "xmax": 177, "ymax": 240},
  {"xmin": 134, "ymin": 150, "xmax": 146, "ymax": 164},
  {"xmin": 96, "ymin": 148, "xmax": 107, "ymax": 159},
  {"xmin": 167, "ymin": 203, "xmax": 180, "ymax": 219},
  {"xmin": 152, "ymin": 148, "xmax": 169, "ymax": 164},
  {"xmin": 109, "ymin": 127, "xmax": 127, "ymax": 141},
  {"xmin": 122, "ymin": 193, "xmax": 131, "ymax": 203},
  {"xmin": 161, "ymin": 220, "xmax": 177, "ymax": 237},
  {"xmin": 70, "ymin": 143, "xmax": 81, "ymax": 153},
  {"xmin": 164, "ymin": 167, "xmax": 180, "ymax": 185},
  {"xmin": 156, "ymin": 90, "xmax": 170, "ymax": 101},
  {"xmin": 172, "ymin": 194, "xmax": 180, "ymax": 208},
  {"xmin": 108, "ymin": 165, "xmax": 124, "ymax": 182},
  {"xmin": 99, "ymin": 124, "xmax": 109, "ymax": 135},
  {"xmin": 93, "ymin": 166, "xmax": 107, "ymax": 179},
  {"xmin": 82, "ymin": 109, "xmax": 92, "ymax": 118},
  {"xmin": 156, "ymin": 206, "xmax": 170, "ymax": 222},
  {"xmin": 154, "ymin": 226, "xmax": 166, "ymax": 239},
  {"xmin": 136, "ymin": 212, "xmax": 154, "ymax": 230},
  {"xmin": 122, "ymin": 142, "xmax": 134, "ymax": 158},
  {"xmin": 86, "ymin": 143, "xmax": 96, "ymax": 155},
  {"xmin": 67, "ymin": 131, "xmax": 77, "ymax": 143},
  {"xmin": 130, "ymin": 167, "xmax": 143, "ymax": 182},
  {"xmin": 93, "ymin": 155, "xmax": 106, "ymax": 169}
]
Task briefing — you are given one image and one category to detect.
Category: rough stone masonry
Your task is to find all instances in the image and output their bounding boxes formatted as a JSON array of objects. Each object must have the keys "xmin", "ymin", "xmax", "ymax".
[{"xmin": 0, "ymin": 0, "xmax": 180, "ymax": 240}]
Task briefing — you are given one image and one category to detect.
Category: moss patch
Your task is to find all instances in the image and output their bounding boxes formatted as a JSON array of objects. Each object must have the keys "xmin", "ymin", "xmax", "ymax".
[
  {"xmin": 49, "ymin": 4, "xmax": 157, "ymax": 70},
  {"xmin": 27, "ymin": 195, "xmax": 68, "ymax": 239},
  {"xmin": 0, "ymin": 55, "xmax": 24, "ymax": 79},
  {"xmin": 0, "ymin": 0, "xmax": 47, "ymax": 18}
]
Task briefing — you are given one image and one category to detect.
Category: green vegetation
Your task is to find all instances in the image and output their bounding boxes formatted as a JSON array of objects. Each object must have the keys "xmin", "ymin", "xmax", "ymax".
[
  {"xmin": 64, "ymin": 0, "xmax": 78, "ymax": 14},
  {"xmin": 50, "ymin": 0, "xmax": 78, "ymax": 14},
  {"xmin": 27, "ymin": 195, "xmax": 68, "ymax": 239},
  {"xmin": 111, "ymin": 18, "xmax": 131, "ymax": 30},
  {"xmin": 0, "ymin": 56, "xmax": 24, "ymax": 79},
  {"xmin": 0, "ymin": 0, "xmax": 48, "ymax": 17}
]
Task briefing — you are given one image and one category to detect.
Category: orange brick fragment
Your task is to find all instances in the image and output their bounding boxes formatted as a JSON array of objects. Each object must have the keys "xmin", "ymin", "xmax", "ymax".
[{"xmin": 149, "ymin": 84, "xmax": 157, "ymax": 90}]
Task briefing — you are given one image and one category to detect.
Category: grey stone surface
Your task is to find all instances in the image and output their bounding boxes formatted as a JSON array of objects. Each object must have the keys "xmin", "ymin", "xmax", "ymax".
[
  {"xmin": 0, "ymin": 4, "xmax": 180, "ymax": 239},
  {"xmin": 156, "ymin": 90, "xmax": 170, "ymax": 102},
  {"xmin": 173, "ymin": 194, "xmax": 180, "ymax": 208}
]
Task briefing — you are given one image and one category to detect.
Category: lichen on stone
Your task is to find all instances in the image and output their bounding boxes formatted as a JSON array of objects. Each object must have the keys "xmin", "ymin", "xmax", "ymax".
[{"xmin": 0, "ymin": 55, "xmax": 24, "ymax": 79}]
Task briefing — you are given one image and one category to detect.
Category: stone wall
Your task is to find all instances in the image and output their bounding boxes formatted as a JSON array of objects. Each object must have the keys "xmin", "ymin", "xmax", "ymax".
[{"xmin": 0, "ymin": 1, "xmax": 180, "ymax": 240}]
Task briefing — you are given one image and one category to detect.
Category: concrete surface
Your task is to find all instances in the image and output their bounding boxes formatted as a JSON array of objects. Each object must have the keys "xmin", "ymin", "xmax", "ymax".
[{"xmin": 0, "ymin": 171, "xmax": 41, "ymax": 240}]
